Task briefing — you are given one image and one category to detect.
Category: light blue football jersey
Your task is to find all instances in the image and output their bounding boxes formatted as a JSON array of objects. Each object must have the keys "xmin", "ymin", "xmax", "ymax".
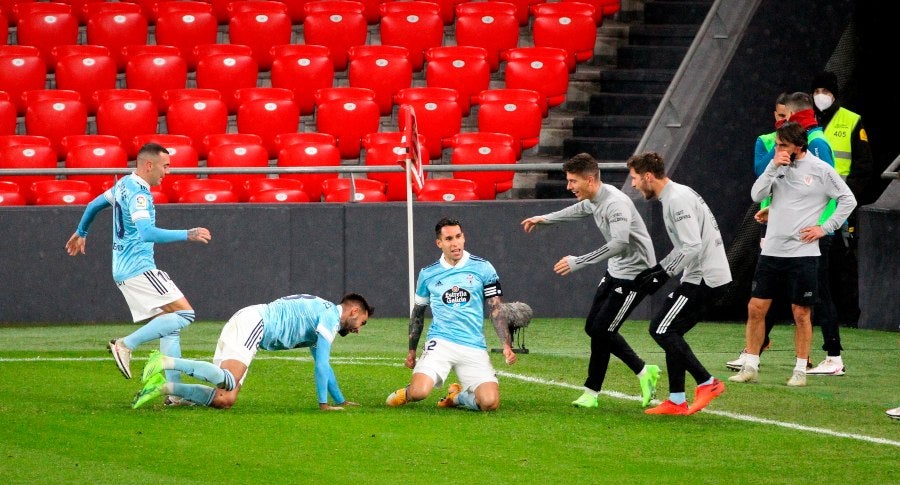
[
  {"xmin": 109, "ymin": 174, "xmax": 158, "ymax": 282},
  {"xmin": 259, "ymin": 294, "xmax": 341, "ymax": 351},
  {"xmin": 415, "ymin": 251, "xmax": 502, "ymax": 349}
]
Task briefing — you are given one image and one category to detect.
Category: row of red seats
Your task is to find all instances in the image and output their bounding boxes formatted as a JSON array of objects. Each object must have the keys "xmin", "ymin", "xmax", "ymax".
[
  {"xmin": 1, "ymin": 0, "xmax": 609, "ymax": 72},
  {"xmin": 0, "ymin": 0, "xmax": 619, "ymax": 28},
  {"xmin": 0, "ymin": 130, "xmax": 518, "ymax": 203},
  {"xmin": 0, "ymin": 84, "xmax": 542, "ymax": 162},
  {"xmin": 1, "ymin": 42, "xmax": 569, "ymax": 119},
  {"xmin": 0, "ymin": 175, "xmax": 485, "ymax": 205}
]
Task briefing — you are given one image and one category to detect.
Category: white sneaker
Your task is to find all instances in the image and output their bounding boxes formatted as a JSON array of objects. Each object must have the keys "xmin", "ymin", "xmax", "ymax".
[
  {"xmin": 786, "ymin": 370, "xmax": 806, "ymax": 387},
  {"xmin": 108, "ymin": 338, "xmax": 132, "ymax": 379},
  {"xmin": 726, "ymin": 350, "xmax": 747, "ymax": 371},
  {"xmin": 887, "ymin": 407, "xmax": 900, "ymax": 420},
  {"xmin": 728, "ymin": 365, "xmax": 759, "ymax": 383},
  {"xmin": 807, "ymin": 357, "xmax": 845, "ymax": 376}
]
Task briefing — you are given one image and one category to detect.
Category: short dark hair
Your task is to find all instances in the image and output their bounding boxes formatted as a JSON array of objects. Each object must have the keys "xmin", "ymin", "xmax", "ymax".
[
  {"xmin": 784, "ymin": 91, "xmax": 813, "ymax": 112},
  {"xmin": 136, "ymin": 142, "xmax": 169, "ymax": 160},
  {"xmin": 626, "ymin": 152, "xmax": 666, "ymax": 178},
  {"xmin": 435, "ymin": 217, "xmax": 461, "ymax": 237},
  {"xmin": 562, "ymin": 153, "xmax": 600, "ymax": 180},
  {"xmin": 775, "ymin": 121, "xmax": 808, "ymax": 150},
  {"xmin": 341, "ymin": 293, "xmax": 374, "ymax": 316}
]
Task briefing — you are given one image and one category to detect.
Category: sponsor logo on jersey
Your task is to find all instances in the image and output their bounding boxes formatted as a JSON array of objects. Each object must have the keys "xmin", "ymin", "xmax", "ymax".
[{"xmin": 443, "ymin": 285, "xmax": 471, "ymax": 305}]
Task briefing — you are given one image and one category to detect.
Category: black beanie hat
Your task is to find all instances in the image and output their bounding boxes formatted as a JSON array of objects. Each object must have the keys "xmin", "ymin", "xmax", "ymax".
[{"xmin": 811, "ymin": 71, "xmax": 839, "ymax": 99}]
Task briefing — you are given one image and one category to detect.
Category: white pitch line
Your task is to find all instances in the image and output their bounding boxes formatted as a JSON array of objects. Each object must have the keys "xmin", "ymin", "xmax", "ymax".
[
  {"xmin": 496, "ymin": 370, "xmax": 900, "ymax": 448},
  {"xmin": 3, "ymin": 356, "xmax": 898, "ymax": 447}
]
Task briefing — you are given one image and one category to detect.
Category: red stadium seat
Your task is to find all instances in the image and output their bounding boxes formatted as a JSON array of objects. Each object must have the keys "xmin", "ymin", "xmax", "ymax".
[
  {"xmin": 323, "ymin": 186, "xmax": 388, "ymax": 203},
  {"xmin": 562, "ymin": 0, "xmax": 618, "ymax": 24},
  {"xmin": 133, "ymin": 133, "xmax": 199, "ymax": 201},
  {"xmin": 448, "ymin": 131, "xmax": 517, "ymax": 199},
  {"xmin": 0, "ymin": 91, "xmax": 15, "ymax": 135},
  {"xmin": 23, "ymin": 89, "xmax": 88, "ymax": 159},
  {"xmin": 0, "ymin": 134, "xmax": 53, "ymax": 149},
  {"xmin": 454, "ymin": 2, "xmax": 519, "ymax": 72},
  {"xmin": 431, "ymin": 0, "xmax": 467, "ymax": 25},
  {"xmin": 0, "ymin": 143, "xmax": 57, "ymax": 202},
  {"xmin": 424, "ymin": 46, "xmax": 490, "ymax": 116},
  {"xmin": 348, "ymin": 45, "xmax": 413, "ymax": 116},
  {"xmin": 276, "ymin": 134, "xmax": 341, "ymax": 201},
  {"xmin": 205, "ymin": 139, "xmax": 270, "ymax": 201},
  {"xmin": 502, "ymin": 0, "xmax": 541, "ymax": 26},
  {"xmin": 248, "ymin": 188, "xmax": 310, "ymax": 203},
  {"xmin": 163, "ymin": 88, "xmax": 228, "ymax": 159},
  {"xmin": 245, "ymin": 177, "xmax": 305, "ymax": 196},
  {"xmin": 64, "ymin": 143, "xmax": 129, "ymax": 196},
  {"xmin": 194, "ymin": 44, "xmax": 259, "ymax": 114},
  {"xmin": 124, "ymin": 45, "xmax": 188, "ymax": 113},
  {"xmin": 416, "ymin": 177, "xmax": 479, "ymax": 201},
  {"xmin": 0, "ymin": 180, "xmax": 26, "ymax": 205},
  {"xmin": 0, "ymin": 46, "xmax": 47, "ymax": 115},
  {"xmin": 314, "ymin": 87, "xmax": 380, "ymax": 159},
  {"xmin": 51, "ymin": 44, "xmax": 118, "ymax": 115},
  {"xmin": 362, "ymin": 131, "xmax": 429, "ymax": 201},
  {"xmin": 203, "ymin": 132, "xmax": 265, "ymax": 151},
  {"xmin": 244, "ymin": 178, "xmax": 309, "ymax": 203},
  {"xmin": 93, "ymin": 89, "xmax": 158, "ymax": 158},
  {"xmin": 153, "ymin": 1, "xmax": 218, "ymax": 70},
  {"xmin": 83, "ymin": 2, "xmax": 149, "ymax": 71},
  {"xmin": 177, "ymin": 188, "xmax": 239, "ymax": 203},
  {"xmin": 13, "ymin": 2, "xmax": 79, "ymax": 71},
  {"xmin": 34, "ymin": 185, "xmax": 95, "ymax": 205},
  {"xmin": 321, "ymin": 176, "xmax": 384, "ymax": 199},
  {"xmin": 227, "ymin": 0, "xmax": 292, "ymax": 71},
  {"xmin": 394, "ymin": 87, "xmax": 462, "ymax": 160},
  {"xmin": 474, "ymin": 88, "xmax": 543, "ymax": 153},
  {"xmin": 531, "ymin": 2, "xmax": 596, "ymax": 71},
  {"xmin": 379, "ymin": 1, "xmax": 443, "ymax": 72},
  {"xmin": 270, "ymin": 45, "xmax": 335, "ymax": 117},
  {"xmin": 502, "ymin": 47, "xmax": 570, "ymax": 112},
  {"xmin": 61, "ymin": 134, "xmax": 123, "ymax": 158},
  {"xmin": 170, "ymin": 178, "xmax": 233, "ymax": 202},
  {"xmin": 234, "ymin": 87, "xmax": 301, "ymax": 159},
  {"xmin": 302, "ymin": 0, "xmax": 368, "ymax": 72},
  {"xmin": 274, "ymin": 131, "xmax": 337, "ymax": 151}
]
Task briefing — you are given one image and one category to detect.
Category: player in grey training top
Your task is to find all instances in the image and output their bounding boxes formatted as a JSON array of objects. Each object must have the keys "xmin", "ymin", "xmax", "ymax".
[
  {"xmin": 731, "ymin": 121, "xmax": 856, "ymax": 388},
  {"xmin": 522, "ymin": 153, "xmax": 661, "ymax": 410},
  {"xmin": 628, "ymin": 151, "xmax": 731, "ymax": 416}
]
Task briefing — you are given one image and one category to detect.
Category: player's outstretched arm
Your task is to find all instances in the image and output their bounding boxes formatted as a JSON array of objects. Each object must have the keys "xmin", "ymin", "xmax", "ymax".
[
  {"xmin": 488, "ymin": 296, "xmax": 516, "ymax": 365},
  {"xmin": 406, "ymin": 304, "xmax": 427, "ymax": 368},
  {"xmin": 520, "ymin": 216, "xmax": 543, "ymax": 233}
]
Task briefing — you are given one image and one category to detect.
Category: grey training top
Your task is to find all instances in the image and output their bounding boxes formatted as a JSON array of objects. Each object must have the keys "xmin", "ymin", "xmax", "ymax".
[
  {"xmin": 658, "ymin": 181, "xmax": 732, "ymax": 288},
  {"xmin": 537, "ymin": 183, "xmax": 656, "ymax": 279},
  {"xmin": 751, "ymin": 152, "xmax": 857, "ymax": 258}
]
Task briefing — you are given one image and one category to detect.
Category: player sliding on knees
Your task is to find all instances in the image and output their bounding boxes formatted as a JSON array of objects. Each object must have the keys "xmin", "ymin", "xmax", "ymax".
[
  {"xmin": 386, "ymin": 217, "xmax": 517, "ymax": 412},
  {"xmin": 132, "ymin": 293, "xmax": 373, "ymax": 410}
]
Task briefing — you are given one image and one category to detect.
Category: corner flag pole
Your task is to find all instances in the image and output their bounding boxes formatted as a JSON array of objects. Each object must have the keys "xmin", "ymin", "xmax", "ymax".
[{"xmin": 399, "ymin": 105, "xmax": 424, "ymax": 314}]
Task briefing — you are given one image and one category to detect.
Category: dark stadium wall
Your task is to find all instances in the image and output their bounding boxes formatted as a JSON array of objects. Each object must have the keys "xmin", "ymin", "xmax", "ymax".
[{"xmin": 1, "ymin": 201, "xmax": 623, "ymax": 322}]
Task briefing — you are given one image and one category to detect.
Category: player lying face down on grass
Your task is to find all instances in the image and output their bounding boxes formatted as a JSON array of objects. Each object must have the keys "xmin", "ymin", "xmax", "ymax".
[{"xmin": 132, "ymin": 293, "xmax": 373, "ymax": 410}]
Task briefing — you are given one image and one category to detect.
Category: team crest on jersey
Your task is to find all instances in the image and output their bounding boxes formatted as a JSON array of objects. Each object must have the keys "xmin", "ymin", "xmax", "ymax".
[
  {"xmin": 443, "ymin": 285, "xmax": 471, "ymax": 305},
  {"xmin": 135, "ymin": 194, "xmax": 149, "ymax": 209},
  {"xmin": 804, "ymin": 175, "xmax": 813, "ymax": 186}
]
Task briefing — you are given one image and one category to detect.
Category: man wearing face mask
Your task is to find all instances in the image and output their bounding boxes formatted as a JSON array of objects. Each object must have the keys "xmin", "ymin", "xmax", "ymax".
[{"xmin": 811, "ymin": 71, "xmax": 875, "ymax": 332}]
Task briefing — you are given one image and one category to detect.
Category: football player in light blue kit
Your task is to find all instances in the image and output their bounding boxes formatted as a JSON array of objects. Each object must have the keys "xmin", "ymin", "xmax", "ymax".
[
  {"xmin": 386, "ymin": 217, "xmax": 517, "ymax": 412},
  {"xmin": 132, "ymin": 293, "xmax": 373, "ymax": 410},
  {"xmin": 65, "ymin": 143, "xmax": 211, "ymax": 390}
]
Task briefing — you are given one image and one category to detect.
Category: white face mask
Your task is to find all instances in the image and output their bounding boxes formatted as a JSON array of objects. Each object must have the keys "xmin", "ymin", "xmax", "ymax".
[{"xmin": 814, "ymin": 93, "xmax": 834, "ymax": 111}]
